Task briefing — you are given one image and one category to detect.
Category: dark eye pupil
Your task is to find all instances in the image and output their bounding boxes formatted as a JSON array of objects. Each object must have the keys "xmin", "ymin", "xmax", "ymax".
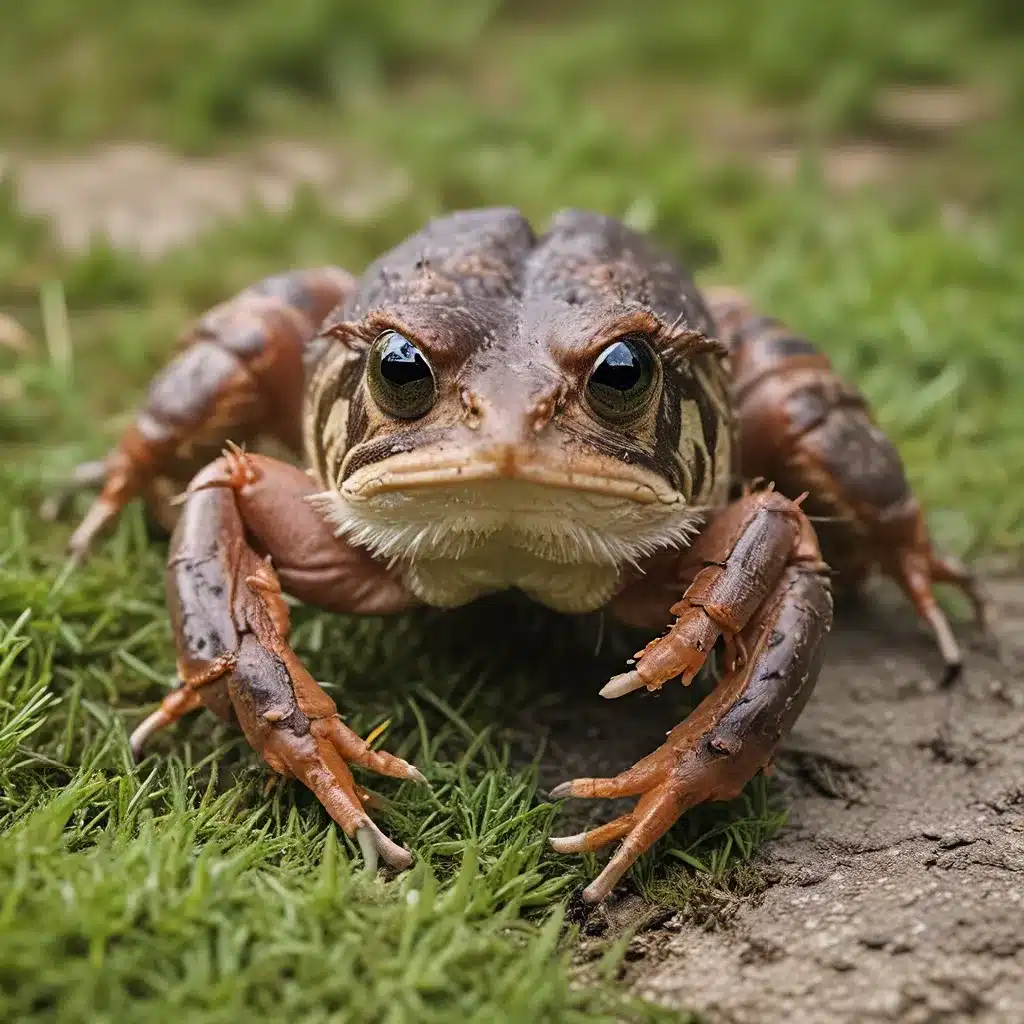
[
  {"xmin": 368, "ymin": 330, "xmax": 436, "ymax": 419},
  {"xmin": 380, "ymin": 335, "xmax": 430, "ymax": 385},
  {"xmin": 591, "ymin": 341, "xmax": 643, "ymax": 391},
  {"xmin": 586, "ymin": 336, "xmax": 656, "ymax": 421}
]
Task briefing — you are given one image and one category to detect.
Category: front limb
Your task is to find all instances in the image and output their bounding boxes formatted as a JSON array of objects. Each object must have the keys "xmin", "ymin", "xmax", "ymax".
[
  {"xmin": 133, "ymin": 449, "xmax": 423, "ymax": 870},
  {"xmin": 551, "ymin": 490, "xmax": 833, "ymax": 902}
]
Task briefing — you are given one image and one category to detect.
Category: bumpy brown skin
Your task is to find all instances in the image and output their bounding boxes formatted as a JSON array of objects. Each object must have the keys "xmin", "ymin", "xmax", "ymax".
[{"xmin": 53, "ymin": 208, "xmax": 981, "ymax": 902}]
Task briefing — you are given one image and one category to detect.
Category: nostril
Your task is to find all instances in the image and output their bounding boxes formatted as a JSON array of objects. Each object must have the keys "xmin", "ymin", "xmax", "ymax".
[
  {"xmin": 460, "ymin": 387, "xmax": 483, "ymax": 429},
  {"xmin": 528, "ymin": 385, "xmax": 564, "ymax": 433}
]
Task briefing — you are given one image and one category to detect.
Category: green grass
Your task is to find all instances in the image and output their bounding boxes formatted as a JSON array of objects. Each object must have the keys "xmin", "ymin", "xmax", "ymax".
[
  {"xmin": 2, "ymin": 0, "xmax": 1023, "ymax": 1020},
  {"xmin": 2, "ymin": 0, "xmax": 1023, "ymax": 149}
]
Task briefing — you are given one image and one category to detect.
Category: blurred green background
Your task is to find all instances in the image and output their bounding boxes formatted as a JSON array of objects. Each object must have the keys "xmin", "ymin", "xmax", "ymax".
[{"xmin": 1, "ymin": 2, "xmax": 1022, "ymax": 1021}]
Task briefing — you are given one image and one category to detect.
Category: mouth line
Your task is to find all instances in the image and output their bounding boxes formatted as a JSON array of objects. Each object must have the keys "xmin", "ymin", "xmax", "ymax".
[{"xmin": 340, "ymin": 455, "xmax": 682, "ymax": 505}]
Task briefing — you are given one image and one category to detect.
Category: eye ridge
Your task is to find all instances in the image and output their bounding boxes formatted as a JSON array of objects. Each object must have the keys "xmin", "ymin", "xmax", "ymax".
[
  {"xmin": 368, "ymin": 329, "xmax": 437, "ymax": 419},
  {"xmin": 586, "ymin": 333, "xmax": 658, "ymax": 422}
]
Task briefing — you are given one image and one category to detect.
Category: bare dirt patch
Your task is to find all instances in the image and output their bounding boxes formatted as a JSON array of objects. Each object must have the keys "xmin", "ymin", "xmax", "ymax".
[
  {"xmin": 0, "ymin": 141, "xmax": 409, "ymax": 256},
  {"xmin": 541, "ymin": 575, "xmax": 1024, "ymax": 1023},
  {"xmin": 874, "ymin": 85, "xmax": 1000, "ymax": 135},
  {"xmin": 689, "ymin": 83, "xmax": 997, "ymax": 192}
]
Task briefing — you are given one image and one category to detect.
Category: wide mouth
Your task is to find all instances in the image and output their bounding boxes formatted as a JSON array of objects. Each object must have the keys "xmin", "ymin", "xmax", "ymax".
[{"xmin": 339, "ymin": 447, "xmax": 684, "ymax": 505}]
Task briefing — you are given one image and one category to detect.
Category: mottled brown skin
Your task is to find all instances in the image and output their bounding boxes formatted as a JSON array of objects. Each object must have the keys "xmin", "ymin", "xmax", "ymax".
[{"xmin": 53, "ymin": 208, "xmax": 982, "ymax": 902}]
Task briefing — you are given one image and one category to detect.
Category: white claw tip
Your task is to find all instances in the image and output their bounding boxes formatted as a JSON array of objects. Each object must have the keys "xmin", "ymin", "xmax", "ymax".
[
  {"xmin": 599, "ymin": 670, "xmax": 645, "ymax": 699},
  {"xmin": 356, "ymin": 826, "xmax": 380, "ymax": 874},
  {"xmin": 549, "ymin": 832, "xmax": 587, "ymax": 854},
  {"xmin": 406, "ymin": 765, "xmax": 429, "ymax": 786},
  {"xmin": 128, "ymin": 709, "xmax": 167, "ymax": 763},
  {"xmin": 548, "ymin": 782, "xmax": 575, "ymax": 800},
  {"xmin": 362, "ymin": 820, "xmax": 414, "ymax": 871}
]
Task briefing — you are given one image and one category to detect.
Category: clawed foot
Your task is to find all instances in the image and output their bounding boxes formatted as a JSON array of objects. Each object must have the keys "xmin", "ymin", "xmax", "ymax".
[
  {"xmin": 263, "ymin": 710, "xmax": 425, "ymax": 871},
  {"xmin": 39, "ymin": 458, "xmax": 120, "ymax": 562},
  {"xmin": 130, "ymin": 615, "xmax": 427, "ymax": 873},
  {"xmin": 550, "ymin": 727, "xmax": 741, "ymax": 903},
  {"xmin": 555, "ymin": 604, "xmax": 735, "ymax": 902},
  {"xmin": 887, "ymin": 547, "xmax": 987, "ymax": 684},
  {"xmin": 553, "ymin": 535, "xmax": 833, "ymax": 902}
]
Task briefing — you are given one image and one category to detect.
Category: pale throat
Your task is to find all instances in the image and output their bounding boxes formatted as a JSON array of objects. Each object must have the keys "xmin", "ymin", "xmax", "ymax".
[{"xmin": 308, "ymin": 478, "xmax": 705, "ymax": 613}]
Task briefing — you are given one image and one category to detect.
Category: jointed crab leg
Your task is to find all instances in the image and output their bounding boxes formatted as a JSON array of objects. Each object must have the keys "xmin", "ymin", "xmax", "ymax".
[
  {"xmin": 47, "ymin": 268, "xmax": 354, "ymax": 560},
  {"xmin": 705, "ymin": 287, "xmax": 985, "ymax": 678},
  {"xmin": 553, "ymin": 490, "xmax": 833, "ymax": 902},
  {"xmin": 881, "ymin": 517, "xmax": 986, "ymax": 674},
  {"xmin": 133, "ymin": 449, "xmax": 422, "ymax": 869}
]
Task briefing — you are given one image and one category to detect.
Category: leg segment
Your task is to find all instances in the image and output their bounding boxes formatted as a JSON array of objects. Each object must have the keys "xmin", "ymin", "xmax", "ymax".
[
  {"xmin": 704, "ymin": 287, "xmax": 984, "ymax": 678},
  {"xmin": 49, "ymin": 267, "xmax": 355, "ymax": 560},
  {"xmin": 553, "ymin": 491, "xmax": 833, "ymax": 902},
  {"xmin": 134, "ymin": 450, "xmax": 422, "ymax": 870}
]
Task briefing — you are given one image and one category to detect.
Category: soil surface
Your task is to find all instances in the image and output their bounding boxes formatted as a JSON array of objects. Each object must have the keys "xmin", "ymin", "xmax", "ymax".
[
  {"xmin": 536, "ymin": 573, "xmax": 1024, "ymax": 1024},
  {"xmin": 0, "ymin": 141, "xmax": 410, "ymax": 256}
]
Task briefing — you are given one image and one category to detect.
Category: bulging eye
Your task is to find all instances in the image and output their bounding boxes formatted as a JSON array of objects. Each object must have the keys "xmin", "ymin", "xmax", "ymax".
[
  {"xmin": 586, "ymin": 335, "xmax": 657, "ymax": 421},
  {"xmin": 367, "ymin": 330, "xmax": 436, "ymax": 419}
]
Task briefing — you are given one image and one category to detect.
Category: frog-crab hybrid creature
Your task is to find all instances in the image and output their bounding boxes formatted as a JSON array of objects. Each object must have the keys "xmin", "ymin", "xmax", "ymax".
[{"xmin": 54, "ymin": 208, "xmax": 984, "ymax": 902}]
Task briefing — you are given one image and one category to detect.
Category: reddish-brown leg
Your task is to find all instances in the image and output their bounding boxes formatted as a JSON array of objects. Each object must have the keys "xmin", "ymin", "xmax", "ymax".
[
  {"xmin": 47, "ymin": 267, "xmax": 354, "ymax": 560},
  {"xmin": 875, "ymin": 505, "xmax": 986, "ymax": 672},
  {"xmin": 133, "ymin": 448, "xmax": 422, "ymax": 871},
  {"xmin": 551, "ymin": 490, "xmax": 833, "ymax": 902},
  {"xmin": 704, "ymin": 286, "xmax": 984, "ymax": 679}
]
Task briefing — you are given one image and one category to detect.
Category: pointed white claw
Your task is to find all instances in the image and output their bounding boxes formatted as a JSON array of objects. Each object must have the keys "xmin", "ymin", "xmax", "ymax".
[
  {"xmin": 357, "ymin": 826, "xmax": 380, "ymax": 874},
  {"xmin": 129, "ymin": 708, "xmax": 170, "ymax": 762},
  {"xmin": 599, "ymin": 669, "xmax": 645, "ymax": 699},
  {"xmin": 549, "ymin": 832, "xmax": 589, "ymax": 854},
  {"xmin": 363, "ymin": 819, "xmax": 414, "ymax": 870}
]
